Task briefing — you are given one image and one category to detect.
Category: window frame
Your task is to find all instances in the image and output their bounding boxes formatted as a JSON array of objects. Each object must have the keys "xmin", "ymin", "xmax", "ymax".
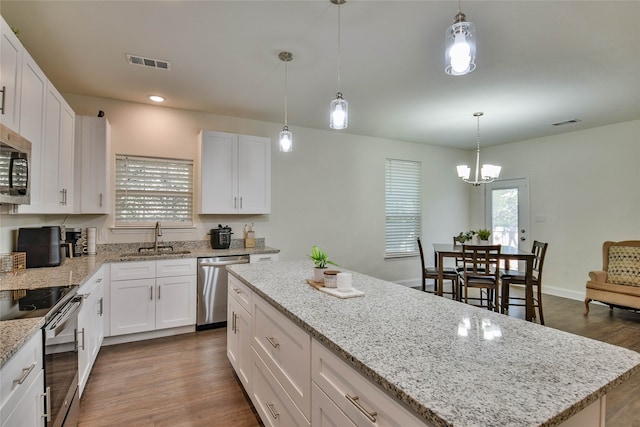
[
  {"xmin": 114, "ymin": 154, "xmax": 194, "ymax": 228},
  {"xmin": 384, "ymin": 158, "xmax": 422, "ymax": 259}
]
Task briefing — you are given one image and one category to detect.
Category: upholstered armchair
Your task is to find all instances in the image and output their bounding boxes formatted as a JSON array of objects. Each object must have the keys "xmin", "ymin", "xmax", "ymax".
[{"xmin": 584, "ymin": 240, "xmax": 640, "ymax": 315}]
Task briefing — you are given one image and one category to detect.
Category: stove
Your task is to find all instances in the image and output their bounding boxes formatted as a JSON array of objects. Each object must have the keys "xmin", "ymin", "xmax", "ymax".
[{"xmin": 1, "ymin": 285, "xmax": 78, "ymax": 321}]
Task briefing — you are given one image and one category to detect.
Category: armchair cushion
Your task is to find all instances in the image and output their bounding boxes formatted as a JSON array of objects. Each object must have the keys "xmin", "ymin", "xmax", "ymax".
[{"xmin": 607, "ymin": 246, "xmax": 640, "ymax": 286}]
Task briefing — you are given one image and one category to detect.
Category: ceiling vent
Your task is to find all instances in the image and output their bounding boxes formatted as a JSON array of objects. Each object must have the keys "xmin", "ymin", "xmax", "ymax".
[
  {"xmin": 126, "ymin": 54, "xmax": 171, "ymax": 71},
  {"xmin": 551, "ymin": 119, "xmax": 581, "ymax": 127}
]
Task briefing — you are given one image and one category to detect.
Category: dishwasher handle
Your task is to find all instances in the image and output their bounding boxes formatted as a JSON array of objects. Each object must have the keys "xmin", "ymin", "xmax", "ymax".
[{"xmin": 199, "ymin": 259, "xmax": 250, "ymax": 267}]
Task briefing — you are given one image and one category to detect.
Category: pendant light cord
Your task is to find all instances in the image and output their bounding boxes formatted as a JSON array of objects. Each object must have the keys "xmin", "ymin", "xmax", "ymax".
[
  {"xmin": 284, "ymin": 59, "xmax": 288, "ymax": 126},
  {"xmin": 337, "ymin": 3, "xmax": 342, "ymax": 92}
]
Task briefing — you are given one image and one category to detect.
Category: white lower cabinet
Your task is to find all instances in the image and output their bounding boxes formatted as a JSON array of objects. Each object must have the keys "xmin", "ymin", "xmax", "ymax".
[
  {"xmin": 253, "ymin": 295, "xmax": 311, "ymax": 419},
  {"xmin": 110, "ymin": 259, "xmax": 196, "ymax": 337},
  {"xmin": 227, "ymin": 276, "xmax": 252, "ymax": 391},
  {"xmin": 226, "ymin": 282, "xmax": 431, "ymax": 427},
  {"xmin": 0, "ymin": 332, "xmax": 44, "ymax": 427},
  {"xmin": 311, "ymin": 382, "xmax": 356, "ymax": 427},
  {"xmin": 78, "ymin": 267, "xmax": 105, "ymax": 397},
  {"xmin": 312, "ymin": 339, "xmax": 429, "ymax": 427},
  {"xmin": 253, "ymin": 351, "xmax": 310, "ymax": 427}
]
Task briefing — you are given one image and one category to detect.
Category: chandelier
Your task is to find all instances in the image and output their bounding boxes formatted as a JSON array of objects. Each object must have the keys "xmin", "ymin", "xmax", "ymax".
[{"xmin": 456, "ymin": 112, "xmax": 501, "ymax": 186}]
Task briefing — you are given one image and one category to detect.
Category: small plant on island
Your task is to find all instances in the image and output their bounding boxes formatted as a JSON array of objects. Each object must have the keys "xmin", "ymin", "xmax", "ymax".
[{"xmin": 308, "ymin": 245, "xmax": 337, "ymax": 268}]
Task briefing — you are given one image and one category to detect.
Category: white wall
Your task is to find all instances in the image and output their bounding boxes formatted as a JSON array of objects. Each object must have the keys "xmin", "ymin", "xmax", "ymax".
[
  {"xmin": 474, "ymin": 119, "xmax": 640, "ymax": 299},
  {"xmin": 0, "ymin": 95, "xmax": 470, "ymax": 283}
]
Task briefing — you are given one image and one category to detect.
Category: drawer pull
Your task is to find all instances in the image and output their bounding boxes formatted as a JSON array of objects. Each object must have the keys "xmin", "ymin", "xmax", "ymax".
[
  {"xmin": 233, "ymin": 313, "xmax": 239, "ymax": 334},
  {"xmin": 346, "ymin": 394, "xmax": 378, "ymax": 423},
  {"xmin": 266, "ymin": 336, "xmax": 279, "ymax": 348},
  {"xmin": 43, "ymin": 386, "xmax": 52, "ymax": 421},
  {"xmin": 266, "ymin": 402, "xmax": 279, "ymax": 419},
  {"xmin": 232, "ymin": 288, "xmax": 242, "ymax": 294},
  {"xmin": 13, "ymin": 362, "xmax": 36, "ymax": 386}
]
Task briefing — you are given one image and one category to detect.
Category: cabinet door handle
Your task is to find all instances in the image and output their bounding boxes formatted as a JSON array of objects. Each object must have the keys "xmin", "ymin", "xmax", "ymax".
[
  {"xmin": 79, "ymin": 328, "xmax": 85, "ymax": 351},
  {"xmin": 266, "ymin": 336, "xmax": 279, "ymax": 348},
  {"xmin": 98, "ymin": 297, "xmax": 103, "ymax": 316},
  {"xmin": 157, "ymin": 285, "xmax": 161, "ymax": 300},
  {"xmin": 234, "ymin": 197, "xmax": 237, "ymax": 209},
  {"xmin": 233, "ymin": 313, "xmax": 239, "ymax": 333},
  {"xmin": 60, "ymin": 189, "xmax": 65, "ymax": 205},
  {"xmin": 150, "ymin": 286, "xmax": 153, "ymax": 300},
  {"xmin": 99, "ymin": 193, "xmax": 103, "ymax": 207},
  {"xmin": 0, "ymin": 86, "xmax": 5, "ymax": 115},
  {"xmin": 13, "ymin": 362, "xmax": 36, "ymax": 386},
  {"xmin": 43, "ymin": 386, "xmax": 52, "ymax": 421},
  {"xmin": 266, "ymin": 402, "xmax": 279, "ymax": 419},
  {"xmin": 346, "ymin": 394, "xmax": 378, "ymax": 423},
  {"xmin": 240, "ymin": 197, "xmax": 243, "ymax": 209}
]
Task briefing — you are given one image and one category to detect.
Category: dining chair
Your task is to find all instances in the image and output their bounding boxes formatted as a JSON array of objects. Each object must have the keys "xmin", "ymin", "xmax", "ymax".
[
  {"xmin": 459, "ymin": 244, "xmax": 501, "ymax": 311},
  {"xmin": 417, "ymin": 238, "xmax": 459, "ymax": 299},
  {"xmin": 500, "ymin": 241, "xmax": 549, "ymax": 324}
]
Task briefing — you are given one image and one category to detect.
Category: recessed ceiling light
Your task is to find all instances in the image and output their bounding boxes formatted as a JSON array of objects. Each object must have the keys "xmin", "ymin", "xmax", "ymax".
[{"xmin": 149, "ymin": 95, "xmax": 165, "ymax": 103}]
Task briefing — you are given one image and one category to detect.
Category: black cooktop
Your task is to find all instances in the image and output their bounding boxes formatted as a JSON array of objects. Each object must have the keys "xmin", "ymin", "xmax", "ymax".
[{"xmin": 2, "ymin": 285, "xmax": 78, "ymax": 321}]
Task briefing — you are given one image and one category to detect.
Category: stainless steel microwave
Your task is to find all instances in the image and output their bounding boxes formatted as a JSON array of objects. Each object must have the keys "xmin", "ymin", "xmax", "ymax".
[{"xmin": 0, "ymin": 124, "xmax": 31, "ymax": 205}]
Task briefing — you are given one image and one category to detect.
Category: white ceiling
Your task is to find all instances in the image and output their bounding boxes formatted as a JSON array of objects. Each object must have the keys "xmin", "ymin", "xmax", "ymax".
[{"xmin": 1, "ymin": 1, "xmax": 639, "ymax": 149}]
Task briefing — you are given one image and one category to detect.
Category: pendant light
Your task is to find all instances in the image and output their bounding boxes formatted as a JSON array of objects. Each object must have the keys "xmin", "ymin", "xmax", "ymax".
[
  {"xmin": 278, "ymin": 51, "xmax": 293, "ymax": 152},
  {"xmin": 457, "ymin": 112, "xmax": 501, "ymax": 186},
  {"xmin": 445, "ymin": 0, "xmax": 476, "ymax": 76},
  {"xmin": 329, "ymin": 0, "xmax": 348, "ymax": 129}
]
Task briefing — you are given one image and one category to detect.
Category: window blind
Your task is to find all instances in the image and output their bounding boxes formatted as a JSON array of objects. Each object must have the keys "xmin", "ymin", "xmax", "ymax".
[
  {"xmin": 115, "ymin": 155, "xmax": 193, "ymax": 226},
  {"xmin": 385, "ymin": 159, "xmax": 422, "ymax": 257}
]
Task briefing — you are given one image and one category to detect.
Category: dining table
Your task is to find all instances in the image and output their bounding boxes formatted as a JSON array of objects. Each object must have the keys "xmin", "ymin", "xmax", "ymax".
[{"xmin": 433, "ymin": 243, "xmax": 537, "ymax": 321}]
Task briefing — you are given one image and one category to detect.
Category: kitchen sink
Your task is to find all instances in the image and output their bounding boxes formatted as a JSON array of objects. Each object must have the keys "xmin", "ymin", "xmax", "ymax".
[{"xmin": 120, "ymin": 249, "xmax": 191, "ymax": 257}]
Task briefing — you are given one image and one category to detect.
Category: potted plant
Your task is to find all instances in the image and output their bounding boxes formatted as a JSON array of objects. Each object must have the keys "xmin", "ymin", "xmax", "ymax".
[
  {"xmin": 454, "ymin": 230, "xmax": 476, "ymax": 244},
  {"xmin": 308, "ymin": 245, "xmax": 337, "ymax": 282},
  {"xmin": 476, "ymin": 229, "xmax": 491, "ymax": 243}
]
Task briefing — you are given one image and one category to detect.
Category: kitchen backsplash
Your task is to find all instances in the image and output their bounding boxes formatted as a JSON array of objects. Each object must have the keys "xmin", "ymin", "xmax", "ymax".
[{"xmin": 96, "ymin": 238, "xmax": 265, "ymax": 254}]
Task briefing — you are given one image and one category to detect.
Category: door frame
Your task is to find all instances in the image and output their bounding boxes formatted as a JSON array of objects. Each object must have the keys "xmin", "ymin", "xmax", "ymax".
[{"xmin": 484, "ymin": 176, "xmax": 530, "ymax": 252}]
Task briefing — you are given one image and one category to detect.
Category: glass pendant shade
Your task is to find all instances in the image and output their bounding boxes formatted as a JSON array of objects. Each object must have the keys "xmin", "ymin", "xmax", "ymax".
[
  {"xmin": 457, "ymin": 165, "xmax": 471, "ymax": 180},
  {"xmin": 445, "ymin": 17, "xmax": 476, "ymax": 76},
  {"xmin": 481, "ymin": 164, "xmax": 501, "ymax": 179},
  {"xmin": 279, "ymin": 126, "xmax": 292, "ymax": 152},
  {"xmin": 330, "ymin": 92, "xmax": 348, "ymax": 129}
]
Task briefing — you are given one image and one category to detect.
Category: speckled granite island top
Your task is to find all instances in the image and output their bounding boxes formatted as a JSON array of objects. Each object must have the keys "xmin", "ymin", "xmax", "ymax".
[
  {"xmin": 0, "ymin": 318, "xmax": 44, "ymax": 367},
  {"xmin": 227, "ymin": 260, "xmax": 640, "ymax": 427}
]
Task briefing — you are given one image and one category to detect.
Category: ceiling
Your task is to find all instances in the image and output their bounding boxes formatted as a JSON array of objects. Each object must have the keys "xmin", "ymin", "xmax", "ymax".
[{"xmin": 1, "ymin": 1, "xmax": 639, "ymax": 149}]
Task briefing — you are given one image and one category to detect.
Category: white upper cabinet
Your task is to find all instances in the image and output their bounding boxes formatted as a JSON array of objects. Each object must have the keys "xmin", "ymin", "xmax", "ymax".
[
  {"xmin": 0, "ymin": 16, "xmax": 23, "ymax": 132},
  {"xmin": 74, "ymin": 116, "xmax": 111, "ymax": 214},
  {"xmin": 199, "ymin": 130, "xmax": 271, "ymax": 214}
]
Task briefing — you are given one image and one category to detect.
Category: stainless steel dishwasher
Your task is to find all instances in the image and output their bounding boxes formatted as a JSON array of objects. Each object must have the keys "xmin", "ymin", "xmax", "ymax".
[{"xmin": 197, "ymin": 255, "xmax": 250, "ymax": 330}]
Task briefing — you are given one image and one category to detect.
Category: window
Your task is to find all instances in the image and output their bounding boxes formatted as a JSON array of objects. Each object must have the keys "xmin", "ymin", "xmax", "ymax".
[
  {"xmin": 385, "ymin": 159, "xmax": 422, "ymax": 258},
  {"xmin": 115, "ymin": 155, "xmax": 193, "ymax": 227}
]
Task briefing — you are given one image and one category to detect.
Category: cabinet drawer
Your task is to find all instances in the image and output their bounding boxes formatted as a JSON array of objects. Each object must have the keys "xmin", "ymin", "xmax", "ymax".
[
  {"xmin": 156, "ymin": 258, "xmax": 196, "ymax": 278},
  {"xmin": 253, "ymin": 351, "xmax": 310, "ymax": 427},
  {"xmin": 228, "ymin": 275, "xmax": 252, "ymax": 313},
  {"xmin": 253, "ymin": 296, "xmax": 311, "ymax": 419},
  {"xmin": 79, "ymin": 266, "xmax": 105, "ymax": 295},
  {"xmin": 111, "ymin": 261, "xmax": 155, "ymax": 281},
  {"xmin": 312, "ymin": 382, "xmax": 356, "ymax": 427},
  {"xmin": 250, "ymin": 253, "xmax": 279, "ymax": 263},
  {"xmin": 0, "ymin": 331, "xmax": 43, "ymax": 409},
  {"xmin": 312, "ymin": 339, "xmax": 430, "ymax": 427}
]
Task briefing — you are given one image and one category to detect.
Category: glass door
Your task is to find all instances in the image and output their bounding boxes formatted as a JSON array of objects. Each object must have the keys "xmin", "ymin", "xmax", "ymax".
[{"xmin": 484, "ymin": 177, "xmax": 530, "ymax": 252}]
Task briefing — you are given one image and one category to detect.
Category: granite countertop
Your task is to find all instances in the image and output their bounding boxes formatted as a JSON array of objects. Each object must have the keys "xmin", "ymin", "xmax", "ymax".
[
  {"xmin": 228, "ymin": 259, "xmax": 640, "ymax": 427},
  {"xmin": 0, "ymin": 242, "xmax": 279, "ymax": 291},
  {"xmin": 0, "ymin": 318, "xmax": 45, "ymax": 367},
  {"xmin": 0, "ymin": 241, "xmax": 279, "ymax": 369}
]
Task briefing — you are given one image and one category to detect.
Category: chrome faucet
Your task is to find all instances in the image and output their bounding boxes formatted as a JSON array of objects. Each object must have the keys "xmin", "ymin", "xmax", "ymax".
[{"xmin": 154, "ymin": 221, "xmax": 162, "ymax": 251}]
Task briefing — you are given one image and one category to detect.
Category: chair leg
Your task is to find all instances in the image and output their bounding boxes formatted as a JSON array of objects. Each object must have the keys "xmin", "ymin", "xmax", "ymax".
[
  {"xmin": 536, "ymin": 284, "xmax": 545, "ymax": 325},
  {"xmin": 501, "ymin": 280, "xmax": 510, "ymax": 314}
]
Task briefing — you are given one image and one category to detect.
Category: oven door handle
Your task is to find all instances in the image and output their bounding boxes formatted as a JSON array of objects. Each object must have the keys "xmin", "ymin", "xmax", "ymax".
[{"xmin": 46, "ymin": 298, "xmax": 82, "ymax": 338}]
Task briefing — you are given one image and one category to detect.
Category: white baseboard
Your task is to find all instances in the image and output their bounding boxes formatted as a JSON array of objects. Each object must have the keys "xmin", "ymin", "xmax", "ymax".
[{"xmin": 103, "ymin": 325, "xmax": 195, "ymax": 346}]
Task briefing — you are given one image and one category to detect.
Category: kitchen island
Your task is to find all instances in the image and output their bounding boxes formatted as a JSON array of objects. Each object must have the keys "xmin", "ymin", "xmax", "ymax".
[{"xmin": 227, "ymin": 260, "xmax": 640, "ymax": 427}]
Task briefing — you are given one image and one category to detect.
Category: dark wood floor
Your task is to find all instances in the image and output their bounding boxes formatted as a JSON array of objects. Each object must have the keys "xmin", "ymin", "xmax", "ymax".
[{"xmin": 79, "ymin": 288, "xmax": 640, "ymax": 427}]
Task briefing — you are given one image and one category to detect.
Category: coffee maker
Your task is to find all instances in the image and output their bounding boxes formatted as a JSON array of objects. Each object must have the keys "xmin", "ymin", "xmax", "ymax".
[{"xmin": 63, "ymin": 228, "xmax": 83, "ymax": 257}]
